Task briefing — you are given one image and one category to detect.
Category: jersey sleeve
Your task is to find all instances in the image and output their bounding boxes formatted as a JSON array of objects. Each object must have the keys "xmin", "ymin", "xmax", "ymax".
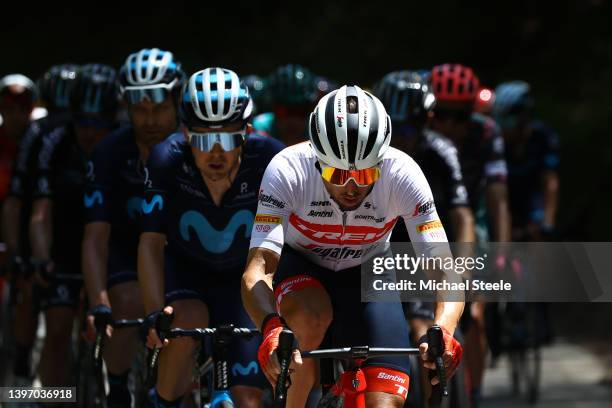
[
  {"xmin": 32, "ymin": 127, "xmax": 65, "ymax": 199},
  {"xmin": 392, "ymin": 158, "xmax": 449, "ymax": 243},
  {"xmin": 8, "ymin": 122, "xmax": 41, "ymax": 198},
  {"xmin": 140, "ymin": 142, "xmax": 174, "ymax": 234},
  {"xmin": 83, "ymin": 140, "xmax": 115, "ymax": 223},
  {"xmin": 249, "ymin": 152, "xmax": 296, "ymax": 254},
  {"xmin": 483, "ymin": 119, "xmax": 508, "ymax": 185},
  {"xmin": 432, "ymin": 136, "xmax": 470, "ymax": 209}
]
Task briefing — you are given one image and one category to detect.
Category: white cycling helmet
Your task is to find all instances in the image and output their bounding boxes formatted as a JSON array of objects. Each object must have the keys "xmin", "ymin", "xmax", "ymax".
[
  {"xmin": 308, "ymin": 85, "xmax": 391, "ymax": 170},
  {"xmin": 180, "ymin": 67, "xmax": 253, "ymax": 129}
]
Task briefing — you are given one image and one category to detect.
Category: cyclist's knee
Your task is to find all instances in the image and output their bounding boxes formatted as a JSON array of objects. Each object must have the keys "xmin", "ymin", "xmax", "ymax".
[
  {"xmin": 168, "ymin": 298, "xmax": 209, "ymax": 328},
  {"xmin": 230, "ymin": 385, "xmax": 262, "ymax": 408},
  {"xmin": 276, "ymin": 279, "xmax": 332, "ymax": 349},
  {"xmin": 109, "ymin": 281, "xmax": 143, "ymax": 318}
]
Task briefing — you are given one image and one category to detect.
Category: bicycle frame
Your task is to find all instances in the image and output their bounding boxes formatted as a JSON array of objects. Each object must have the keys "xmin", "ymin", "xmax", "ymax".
[{"xmin": 160, "ymin": 325, "xmax": 260, "ymax": 407}]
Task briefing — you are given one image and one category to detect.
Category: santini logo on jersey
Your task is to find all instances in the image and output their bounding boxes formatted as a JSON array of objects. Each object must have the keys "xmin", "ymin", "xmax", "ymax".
[{"xmin": 307, "ymin": 210, "xmax": 333, "ymax": 218}]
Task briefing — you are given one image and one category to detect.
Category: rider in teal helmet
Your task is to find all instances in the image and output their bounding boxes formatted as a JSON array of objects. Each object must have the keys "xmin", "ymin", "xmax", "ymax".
[{"xmin": 252, "ymin": 64, "xmax": 318, "ymax": 145}]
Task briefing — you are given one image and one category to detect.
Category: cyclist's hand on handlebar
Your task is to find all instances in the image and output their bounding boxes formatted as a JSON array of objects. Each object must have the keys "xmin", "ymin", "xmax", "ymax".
[
  {"xmin": 418, "ymin": 326, "xmax": 463, "ymax": 385},
  {"xmin": 84, "ymin": 304, "xmax": 113, "ymax": 342},
  {"xmin": 257, "ymin": 314, "xmax": 302, "ymax": 386},
  {"xmin": 144, "ymin": 306, "xmax": 173, "ymax": 349}
]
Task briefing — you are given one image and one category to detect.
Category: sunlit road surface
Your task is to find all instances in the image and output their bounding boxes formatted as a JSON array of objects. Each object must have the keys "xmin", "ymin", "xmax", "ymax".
[{"xmin": 482, "ymin": 339, "xmax": 612, "ymax": 407}]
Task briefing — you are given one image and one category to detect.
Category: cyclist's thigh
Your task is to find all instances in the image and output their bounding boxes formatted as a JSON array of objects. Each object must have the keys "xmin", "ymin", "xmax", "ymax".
[
  {"xmin": 273, "ymin": 246, "xmax": 333, "ymax": 344},
  {"xmin": 330, "ymin": 268, "xmax": 411, "ymax": 375}
]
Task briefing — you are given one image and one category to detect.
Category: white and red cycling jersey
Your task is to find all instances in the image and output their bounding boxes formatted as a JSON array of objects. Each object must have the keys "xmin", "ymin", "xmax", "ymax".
[{"xmin": 250, "ymin": 142, "xmax": 448, "ymax": 271}]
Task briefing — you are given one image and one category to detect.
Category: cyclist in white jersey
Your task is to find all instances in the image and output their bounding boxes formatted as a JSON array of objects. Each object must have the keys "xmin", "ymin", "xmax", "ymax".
[{"xmin": 242, "ymin": 85, "xmax": 465, "ymax": 407}]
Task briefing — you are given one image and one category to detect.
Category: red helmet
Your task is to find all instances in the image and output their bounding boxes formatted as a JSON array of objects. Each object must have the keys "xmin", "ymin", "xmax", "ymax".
[{"xmin": 430, "ymin": 64, "xmax": 480, "ymax": 103}]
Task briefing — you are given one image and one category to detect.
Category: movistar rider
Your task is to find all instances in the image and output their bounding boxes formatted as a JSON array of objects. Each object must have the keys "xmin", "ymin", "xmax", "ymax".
[
  {"xmin": 81, "ymin": 48, "xmax": 184, "ymax": 408},
  {"xmin": 139, "ymin": 68, "xmax": 284, "ymax": 407},
  {"xmin": 252, "ymin": 64, "xmax": 317, "ymax": 145},
  {"xmin": 29, "ymin": 64, "xmax": 119, "ymax": 388}
]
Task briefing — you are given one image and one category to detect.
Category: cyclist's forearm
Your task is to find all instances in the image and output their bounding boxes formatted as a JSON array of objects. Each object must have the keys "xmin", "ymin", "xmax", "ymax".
[
  {"xmin": 486, "ymin": 183, "xmax": 511, "ymax": 242},
  {"xmin": 449, "ymin": 207, "xmax": 475, "ymax": 243},
  {"xmin": 30, "ymin": 199, "xmax": 53, "ymax": 260},
  {"xmin": 434, "ymin": 301, "xmax": 464, "ymax": 335},
  {"xmin": 1, "ymin": 197, "xmax": 22, "ymax": 254},
  {"xmin": 137, "ymin": 233, "xmax": 166, "ymax": 313},
  {"xmin": 82, "ymin": 229, "xmax": 110, "ymax": 307},
  {"xmin": 241, "ymin": 247, "xmax": 278, "ymax": 329}
]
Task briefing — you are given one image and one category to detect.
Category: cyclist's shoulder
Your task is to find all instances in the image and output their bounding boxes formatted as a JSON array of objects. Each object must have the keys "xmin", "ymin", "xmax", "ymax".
[
  {"xmin": 470, "ymin": 112, "xmax": 502, "ymax": 138},
  {"xmin": 148, "ymin": 132, "xmax": 186, "ymax": 168},
  {"xmin": 94, "ymin": 125, "xmax": 135, "ymax": 153},
  {"xmin": 244, "ymin": 132, "xmax": 286, "ymax": 159},
  {"xmin": 422, "ymin": 129, "xmax": 459, "ymax": 158}
]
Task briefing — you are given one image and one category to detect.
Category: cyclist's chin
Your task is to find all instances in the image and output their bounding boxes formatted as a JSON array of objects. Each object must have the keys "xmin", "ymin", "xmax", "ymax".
[{"xmin": 335, "ymin": 196, "xmax": 365, "ymax": 211}]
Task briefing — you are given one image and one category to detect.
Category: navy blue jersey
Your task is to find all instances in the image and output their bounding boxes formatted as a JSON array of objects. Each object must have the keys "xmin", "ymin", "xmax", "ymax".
[
  {"xmin": 84, "ymin": 125, "xmax": 147, "ymax": 260},
  {"xmin": 7, "ymin": 113, "xmax": 71, "ymax": 257},
  {"xmin": 505, "ymin": 120, "xmax": 560, "ymax": 227},
  {"xmin": 392, "ymin": 129, "xmax": 469, "ymax": 242},
  {"xmin": 32, "ymin": 123, "xmax": 89, "ymax": 270},
  {"xmin": 459, "ymin": 113, "xmax": 508, "ymax": 211},
  {"xmin": 141, "ymin": 133, "xmax": 285, "ymax": 273}
]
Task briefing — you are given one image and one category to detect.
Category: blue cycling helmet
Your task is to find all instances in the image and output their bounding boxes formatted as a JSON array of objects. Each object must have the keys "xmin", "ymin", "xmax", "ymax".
[
  {"xmin": 493, "ymin": 80, "xmax": 534, "ymax": 117},
  {"xmin": 374, "ymin": 70, "xmax": 436, "ymax": 127},
  {"xmin": 179, "ymin": 67, "xmax": 253, "ymax": 129},
  {"xmin": 37, "ymin": 64, "xmax": 80, "ymax": 111},
  {"xmin": 119, "ymin": 48, "xmax": 185, "ymax": 104},
  {"xmin": 71, "ymin": 64, "xmax": 119, "ymax": 117}
]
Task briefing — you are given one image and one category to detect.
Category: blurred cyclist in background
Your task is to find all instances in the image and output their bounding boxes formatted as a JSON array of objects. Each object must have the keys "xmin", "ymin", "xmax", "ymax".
[
  {"xmin": 376, "ymin": 70, "xmax": 474, "ymax": 408},
  {"xmin": 429, "ymin": 63, "xmax": 511, "ymax": 408},
  {"xmin": 2, "ymin": 64, "xmax": 79, "ymax": 388},
  {"xmin": 489, "ymin": 80, "xmax": 559, "ymax": 353},
  {"xmin": 243, "ymin": 74, "xmax": 273, "ymax": 115},
  {"xmin": 493, "ymin": 80, "xmax": 559, "ymax": 242},
  {"xmin": 82, "ymin": 48, "xmax": 184, "ymax": 408},
  {"xmin": 252, "ymin": 64, "xmax": 318, "ymax": 145},
  {"xmin": 29, "ymin": 64, "xmax": 118, "ymax": 388}
]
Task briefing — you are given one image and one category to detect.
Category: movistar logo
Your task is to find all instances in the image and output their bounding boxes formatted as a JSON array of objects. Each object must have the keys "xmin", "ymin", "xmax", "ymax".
[
  {"xmin": 126, "ymin": 197, "xmax": 143, "ymax": 220},
  {"xmin": 84, "ymin": 190, "xmax": 103, "ymax": 208},
  {"xmin": 179, "ymin": 209, "xmax": 253, "ymax": 253},
  {"xmin": 142, "ymin": 194, "xmax": 163, "ymax": 214},
  {"xmin": 231, "ymin": 361, "xmax": 258, "ymax": 377}
]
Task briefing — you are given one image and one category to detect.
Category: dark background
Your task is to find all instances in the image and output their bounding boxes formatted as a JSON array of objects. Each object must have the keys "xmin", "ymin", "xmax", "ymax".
[{"xmin": 2, "ymin": 0, "xmax": 611, "ymax": 240}]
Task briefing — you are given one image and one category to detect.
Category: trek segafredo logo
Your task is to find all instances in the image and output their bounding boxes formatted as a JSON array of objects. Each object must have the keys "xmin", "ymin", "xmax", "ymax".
[{"xmin": 258, "ymin": 189, "xmax": 286, "ymax": 209}]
